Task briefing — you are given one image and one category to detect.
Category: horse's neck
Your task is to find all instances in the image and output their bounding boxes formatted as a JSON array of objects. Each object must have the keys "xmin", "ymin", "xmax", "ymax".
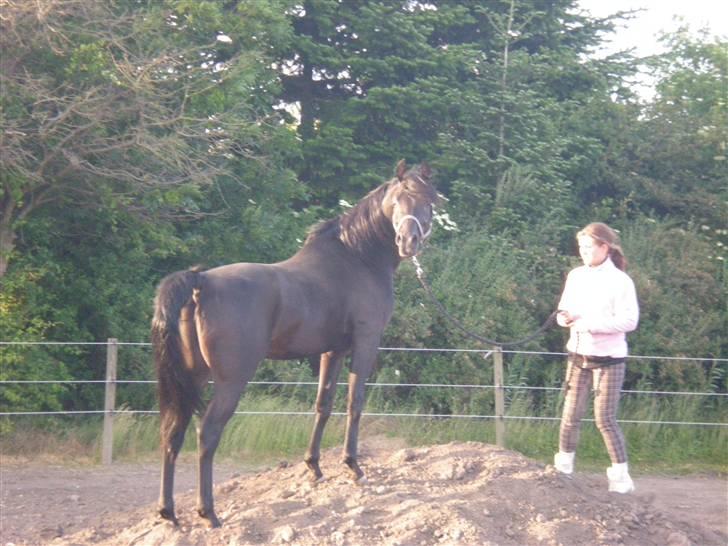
[
  {"xmin": 348, "ymin": 215, "xmax": 401, "ymax": 274},
  {"xmin": 356, "ymin": 238, "xmax": 400, "ymax": 279}
]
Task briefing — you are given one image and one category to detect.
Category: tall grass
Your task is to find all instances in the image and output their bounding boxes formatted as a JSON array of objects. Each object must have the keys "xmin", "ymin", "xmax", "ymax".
[
  {"xmin": 2, "ymin": 390, "xmax": 725, "ymax": 474},
  {"xmin": 99, "ymin": 394, "xmax": 348, "ymax": 464}
]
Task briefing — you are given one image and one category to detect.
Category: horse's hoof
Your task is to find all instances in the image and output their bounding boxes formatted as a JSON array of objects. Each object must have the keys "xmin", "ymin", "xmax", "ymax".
[
  {"xmin": 305, "ymin": 459, "xmax": 324, "ymax": 481},
  {"xmin": 343, "ymin": 458, "xmax": 365, "ymax": 480},
  {"xmin": 158, "ymin": 507, "xmax": 178, "ymax": 526},
  {"xmin": 198, "ymin": 508, "xmax": 221, "ymax": 529}
]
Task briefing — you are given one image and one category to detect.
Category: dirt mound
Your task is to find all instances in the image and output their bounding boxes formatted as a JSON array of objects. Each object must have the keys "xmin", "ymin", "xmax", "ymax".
[{"xmin": 49, "ymin": 442, "xmax": 723, "ymax": 546}]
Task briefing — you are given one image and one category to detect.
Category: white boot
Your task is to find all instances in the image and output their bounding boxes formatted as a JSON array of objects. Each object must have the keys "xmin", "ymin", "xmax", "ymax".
[
  {"xmin": 607, "ymin": 462, "xmax": 635, "ymax": 493},
  {"xmin": 554, "ymin": 451, "xmax": 575, "ymax": 475}
]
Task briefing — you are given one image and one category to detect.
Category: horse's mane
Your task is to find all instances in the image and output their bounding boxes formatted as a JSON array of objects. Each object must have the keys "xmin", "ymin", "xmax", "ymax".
[
  {"xmin": 304, "ymin": 164, "xmax": 438, "ymax": 264},
  {"xmin": 304, "ymin": 182, "xmax": 394, "ymax": 257},
  {"xmin": 305, "ymin": 217, "xmax": 341, "ymax": 242}
]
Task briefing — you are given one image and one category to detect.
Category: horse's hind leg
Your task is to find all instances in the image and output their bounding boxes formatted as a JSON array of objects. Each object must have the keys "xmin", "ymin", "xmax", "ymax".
[
  {"xmin": 157, "ymin": 302, "xmax": 208, "ymax": 524},
  {"xmin": 305, "ymin": 350, "xmax": 346, "ymax": 480},
  {"xmin": 158, "ymin": 403, "xmax": 195, "ymax": 523},
  {"xmin": 196, "ymin": 380, "xmax": 247, "ymax": 528}
]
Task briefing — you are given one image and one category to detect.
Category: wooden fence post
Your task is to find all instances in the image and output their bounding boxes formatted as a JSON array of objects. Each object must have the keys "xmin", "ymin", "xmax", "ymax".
[
  {"xmin": 493, "ymin": 347, "xmax": 506, "ymax": 448},
  {"xmin": 102, "ymin": 338, "xmax": 118, "ymax": 465}
]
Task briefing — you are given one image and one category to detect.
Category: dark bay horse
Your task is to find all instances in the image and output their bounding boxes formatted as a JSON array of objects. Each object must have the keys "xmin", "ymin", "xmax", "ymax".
[{"xmin": 152, "ymin": 160, "xmax": 438, "ymax": 527}]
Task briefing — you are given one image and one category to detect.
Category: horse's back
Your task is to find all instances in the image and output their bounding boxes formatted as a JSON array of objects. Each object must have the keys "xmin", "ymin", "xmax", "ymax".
[
  {"xmin": 194, "ymin": 249, "xmax": 393, "ymax": 362},
  {"xmin": 194, "ymin": 259, "xmax": 348, "ymax": 361},
  {"xmin": 200, "ymin": 262, "xmax": 280, "ymax": 304}
]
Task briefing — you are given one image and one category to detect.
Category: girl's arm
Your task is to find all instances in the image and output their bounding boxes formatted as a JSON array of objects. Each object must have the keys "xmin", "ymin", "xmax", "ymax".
[{"xmin": 556, "ymin": 271, "xmax": 576, "ymax": 327}]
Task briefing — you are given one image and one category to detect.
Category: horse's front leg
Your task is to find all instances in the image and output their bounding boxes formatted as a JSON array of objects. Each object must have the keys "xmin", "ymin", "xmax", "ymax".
[
  {"xmin": 305, "ymin": 351, "xmax": 346, "ymax": 480},
  {"xmin": 343, "ymin": 344, "xmax": 378, "ymax": 480}
]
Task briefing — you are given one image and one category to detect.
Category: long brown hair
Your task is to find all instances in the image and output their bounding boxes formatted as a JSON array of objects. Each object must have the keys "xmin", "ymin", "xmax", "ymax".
[{"xmin": 578, "ymin": 222, "xmax": 628, "ymax": 271}]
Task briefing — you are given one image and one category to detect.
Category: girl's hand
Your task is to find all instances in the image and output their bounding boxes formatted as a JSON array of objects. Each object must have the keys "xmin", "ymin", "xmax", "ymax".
[{"xmin": 558, "ymin": 310, "xmax": 576, "ymax": 327}]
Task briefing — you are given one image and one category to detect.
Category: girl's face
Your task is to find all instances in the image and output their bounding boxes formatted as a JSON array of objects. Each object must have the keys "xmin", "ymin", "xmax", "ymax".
[{"xmin": 577, "ymin": 235, "xmax": 609, "ymax": 267}]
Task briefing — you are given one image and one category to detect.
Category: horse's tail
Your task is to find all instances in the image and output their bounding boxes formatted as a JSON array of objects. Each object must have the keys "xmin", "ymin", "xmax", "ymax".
[{"xmin": 152, "ymin": 267, "xmax": 205, "ymax": 439}]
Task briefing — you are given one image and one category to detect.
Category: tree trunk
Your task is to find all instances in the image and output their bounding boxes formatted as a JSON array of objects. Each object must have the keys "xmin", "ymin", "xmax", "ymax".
[
  {"xmin": 0, "ymin": 219, "xmax": 14, "ymax": 278},
  {"xmin": 1, "ymin": 189, "xmax": 18, "ymax": 278},
  {"xmin": 497, "ymin": 0, "xmax": 515, "ymax": 160},
  {"xmin": 298, "ymin": 0, "xmax": 318, "ymax": 143}
]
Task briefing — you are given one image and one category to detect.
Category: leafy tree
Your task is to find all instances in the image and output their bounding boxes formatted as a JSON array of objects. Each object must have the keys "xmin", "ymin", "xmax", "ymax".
[
  {"xmin": 272, "ymin": 0, "xmax": 632, "ymax": 246},
  {"xmin": 277, "ymin": 1, "xmax": 479, "ymax": 201},
  {"xmin": 624, "ymin": 219, "xmax": 726, "ymax": 391},
  {"xmin": 0, "ymin": 0, "xmax": 289, "ymax": 277},
  {"xmin": 1, "ymin": 0, "xmax": 725, "ymax": 421},
  {"xmin": 0, "ymin": 0, "xmax": 299, "ymax": 412},
  {"xmin": 435, "ymin": 1, "xmax": 638, "ymax": 235},
  {"xmin": 630, "ymin": 30, "xmax": 727, "ymax": 256}
]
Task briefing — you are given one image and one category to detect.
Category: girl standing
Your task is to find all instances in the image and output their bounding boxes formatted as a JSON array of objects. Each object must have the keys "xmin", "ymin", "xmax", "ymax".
[{"xmin": 554, "ymin": 222, "xmax": 639, "ymax": 493}]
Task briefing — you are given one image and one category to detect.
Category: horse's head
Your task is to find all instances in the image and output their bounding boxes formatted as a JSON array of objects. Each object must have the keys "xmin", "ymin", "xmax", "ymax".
[{"xmin": 384, "ymin": 160, "xmax": 439, "ymax": 258}]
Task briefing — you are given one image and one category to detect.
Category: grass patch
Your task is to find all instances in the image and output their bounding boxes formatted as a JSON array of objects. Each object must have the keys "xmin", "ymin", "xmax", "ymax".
[{"xmin": 1, "ymin": 392, "xmax": 725, "ymax": 476}]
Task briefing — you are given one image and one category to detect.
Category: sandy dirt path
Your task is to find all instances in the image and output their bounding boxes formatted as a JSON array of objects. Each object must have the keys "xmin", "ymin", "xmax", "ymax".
[{"xmin": 1, "ymin": 443, "xmax": 726, "ymax": 546}]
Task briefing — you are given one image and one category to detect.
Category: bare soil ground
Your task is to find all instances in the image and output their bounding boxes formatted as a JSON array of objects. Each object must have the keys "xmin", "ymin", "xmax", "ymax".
[{"xmin": 1, "ymin": 440, "xmax": 726, "ymax": 546}]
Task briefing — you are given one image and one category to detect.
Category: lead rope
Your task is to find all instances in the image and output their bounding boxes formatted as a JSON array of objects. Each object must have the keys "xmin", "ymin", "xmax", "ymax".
[{"xmin": 410, "ymin": 256, "xmax": 558, "ymax": 348}]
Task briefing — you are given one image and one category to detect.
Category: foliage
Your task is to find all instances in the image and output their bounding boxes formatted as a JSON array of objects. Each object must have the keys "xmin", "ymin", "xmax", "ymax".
[
  {"xmin": 0, "ymin": 1, "xmax": 724, "ymax": 438},
  {"xmin": 623, "ymin": 220, "xmax": 726, "ymax": 392},
  {"xmin": 0, "ymin": 0, "xmax": 300, "ymax": 412},
  {"xmin": 0, "ymin": 0, "xmax": 294, "ymax": 274},
  {"xmin": 0, "ymin": 268, "xmax": 72, "ymax": 416},
  {"xmin": 631, "ymin": 31, "xmax": 728, "ymax": 257}
]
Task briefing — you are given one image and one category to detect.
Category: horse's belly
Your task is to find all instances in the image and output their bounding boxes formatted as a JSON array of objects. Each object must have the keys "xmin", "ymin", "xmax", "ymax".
[{"xmin": 267, "ymin": 321, "xmax": 350, "ymax": 360}]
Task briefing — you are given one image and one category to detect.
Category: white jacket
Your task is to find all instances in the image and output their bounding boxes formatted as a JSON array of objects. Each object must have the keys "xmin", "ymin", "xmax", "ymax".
[{"xmin": 557, "ymin": 257, "xmax": 639, "ymax": 358}]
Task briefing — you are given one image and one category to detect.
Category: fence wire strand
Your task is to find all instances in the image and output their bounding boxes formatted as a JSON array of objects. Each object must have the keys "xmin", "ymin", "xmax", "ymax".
[
  {"xmin": 2, "ymin": 340, "xmax": 727, "ymax": 362},
  {"xmin": 1, "ymin": 379, "xmax": 726, "ymax": 398},
  {"xmin": 1, "ymin": 409, "xmax": 725, "ymax": 428},
  {"xmin": 1, "ymin": 341, "xmax": 726, "ymax": 427}
]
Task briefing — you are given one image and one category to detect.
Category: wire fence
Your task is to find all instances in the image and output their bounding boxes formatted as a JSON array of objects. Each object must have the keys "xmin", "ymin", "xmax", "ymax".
[
  {"xmin": 1, "ymin": 340, "xmax": 727, "ymax": 462},
  {"xmin": 2, "ymin": 379, "xmax": 726, "ymax": 397}
]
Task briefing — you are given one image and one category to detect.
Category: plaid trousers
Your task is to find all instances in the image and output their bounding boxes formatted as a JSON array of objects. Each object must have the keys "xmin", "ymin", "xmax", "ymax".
[{"xmin": 558, "ymin": 358, "xmax": 628, "ymax": 464}]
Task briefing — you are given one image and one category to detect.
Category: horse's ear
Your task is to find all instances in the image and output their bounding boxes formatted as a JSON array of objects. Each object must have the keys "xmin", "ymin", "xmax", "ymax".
[
  {"xmin": 419, "ymin": 162, "xmax": 432, "ymax": 179},
  {"xmin": 395, "ymin": 159, "xmax": 407, "ymax": 180}
]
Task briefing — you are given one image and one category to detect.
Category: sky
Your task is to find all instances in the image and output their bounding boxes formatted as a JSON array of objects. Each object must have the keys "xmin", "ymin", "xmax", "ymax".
[
  {"xmin": 575, "ymin": 0, "xmax": 726, "ymax": 99},
  {"xmin": 576, "ymin": 0, "xmax": 728, "ymax": 57}
]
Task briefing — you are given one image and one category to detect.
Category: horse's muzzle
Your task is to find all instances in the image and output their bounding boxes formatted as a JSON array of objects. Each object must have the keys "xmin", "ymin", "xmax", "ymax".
[{"xmin": 396, "ymin": 232, "xmax": 421, "ymax": 258}]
